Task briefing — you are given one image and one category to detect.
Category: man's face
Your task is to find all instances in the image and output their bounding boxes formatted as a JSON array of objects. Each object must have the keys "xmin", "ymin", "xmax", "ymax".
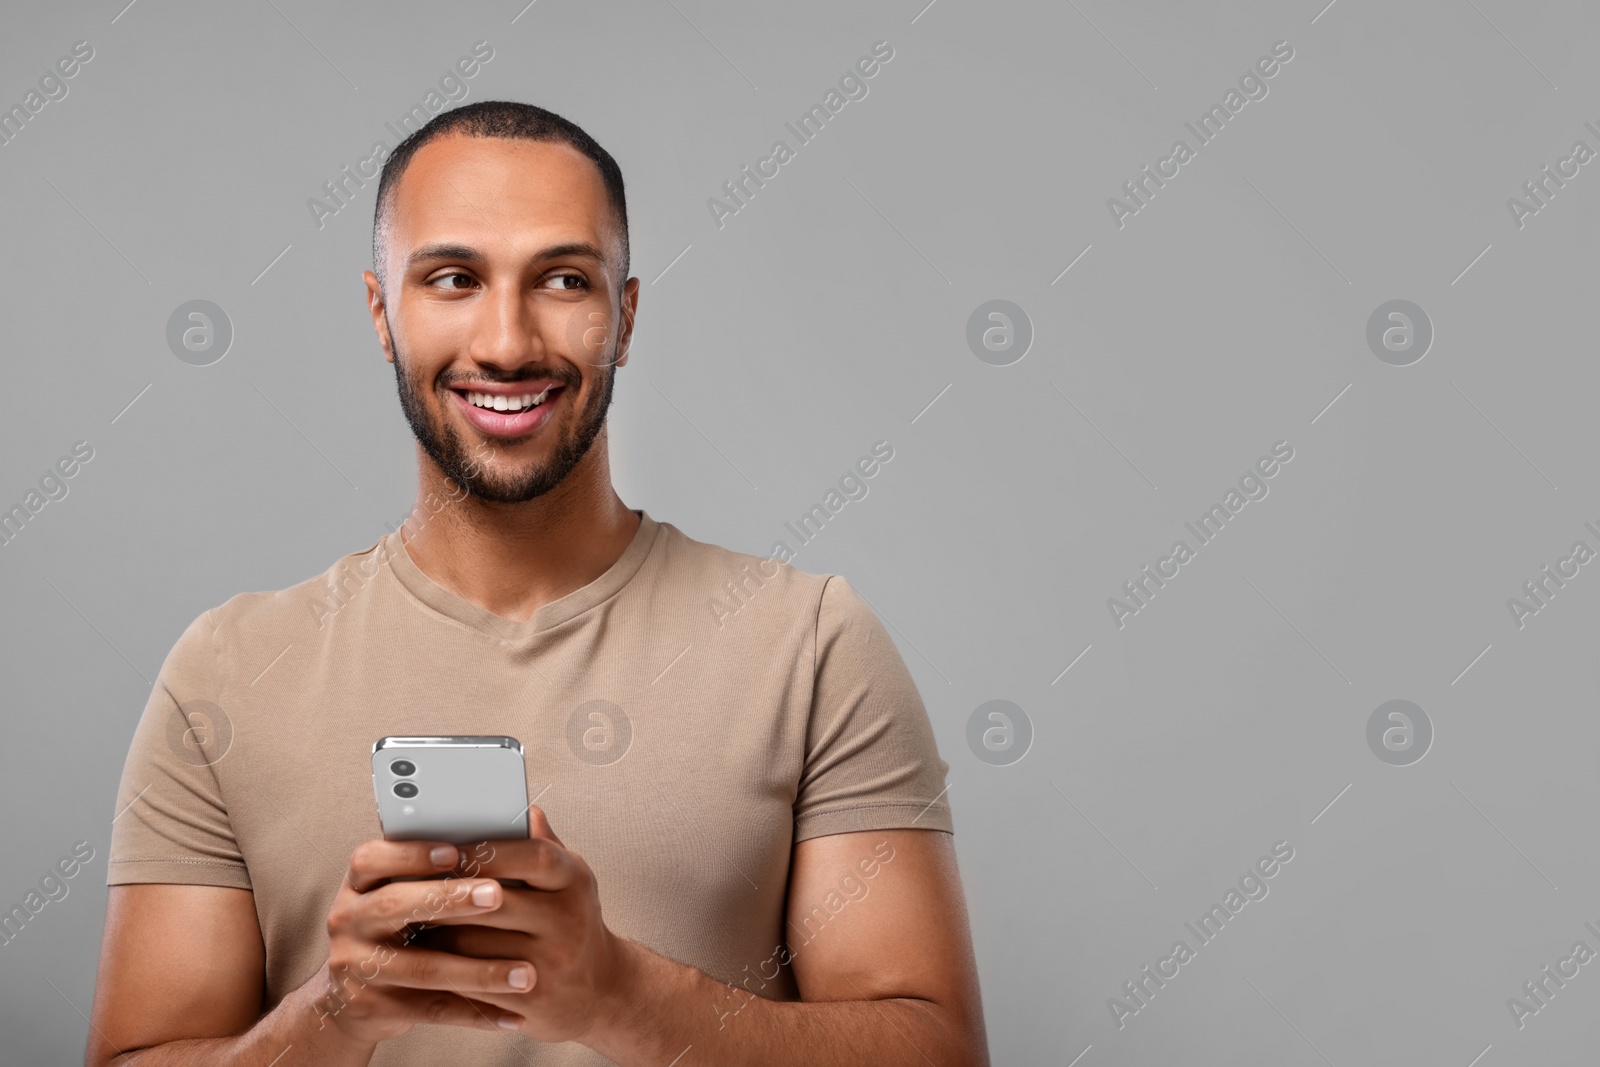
[{"xmin": 366, "ymin": 134, "xmax": 637, "ymax": 504}]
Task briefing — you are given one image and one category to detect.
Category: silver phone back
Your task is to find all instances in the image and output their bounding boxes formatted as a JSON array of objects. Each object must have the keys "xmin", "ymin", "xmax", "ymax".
[{"xmin": 372, "ymin": 736, "xmax": 529, "ymax": 844}]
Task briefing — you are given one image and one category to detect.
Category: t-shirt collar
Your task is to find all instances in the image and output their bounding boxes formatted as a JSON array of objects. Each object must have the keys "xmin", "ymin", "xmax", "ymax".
[{"xmin": 381, "ymin": 508, "xmax": 660, "ymax": 641}]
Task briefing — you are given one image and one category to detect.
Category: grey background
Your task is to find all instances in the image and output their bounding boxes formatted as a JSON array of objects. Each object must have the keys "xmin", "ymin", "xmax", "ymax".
[{"xmin": 2, "ymin": 0, "xmax": 1597, "ymax": 1063}]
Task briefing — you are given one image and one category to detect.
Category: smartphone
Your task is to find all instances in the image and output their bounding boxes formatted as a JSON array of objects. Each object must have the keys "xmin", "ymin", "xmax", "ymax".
[{"xmin": 372, "ymin": 735, "xmax": 530, "ymax": 846}]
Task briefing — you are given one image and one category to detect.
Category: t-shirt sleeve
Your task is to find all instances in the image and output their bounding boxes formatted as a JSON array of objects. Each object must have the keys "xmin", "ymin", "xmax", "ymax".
[
  {"xmin": 106, "ymin": 607, "xmax": 252, "ymax": 890},
  {"xmin": 793, "ymin": 575, "xmax": 954, "ymax": 842}
]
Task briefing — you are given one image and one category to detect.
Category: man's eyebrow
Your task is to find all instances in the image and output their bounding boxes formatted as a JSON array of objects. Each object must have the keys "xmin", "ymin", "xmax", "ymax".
[
  {"xmin": 405, "ymin": 241, "xmax": 608, "ymax": 271},
  {"xmin": 534, "ymin": 241, "xmax": 607, "ymax": 264},
  {"xmin": 406, "ymin": 243, "xmax": 484, "ymax": 270}
]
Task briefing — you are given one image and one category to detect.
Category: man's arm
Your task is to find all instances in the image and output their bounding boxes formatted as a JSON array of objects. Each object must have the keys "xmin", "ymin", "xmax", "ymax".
[
  {"xmin": 85, "ymin": 884, "xmax": 378, "ymax": 1067},
  {"xmin": 86, "ymin": 843, "xmax": 534, "ymax": 1067},
  {"xmin": 587, "ymin": 827, "xmax": 989, "ymax": 1067}
]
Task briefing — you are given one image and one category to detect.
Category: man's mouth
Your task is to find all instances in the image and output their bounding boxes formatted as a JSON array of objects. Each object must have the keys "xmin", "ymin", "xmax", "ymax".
[
  {"xmin": 449, "ymin": 383, "xmax": 567, "ymax": 438},
  {"xmin": 461, "ymin": 386, "xmax": 557, "ymax": 412}
]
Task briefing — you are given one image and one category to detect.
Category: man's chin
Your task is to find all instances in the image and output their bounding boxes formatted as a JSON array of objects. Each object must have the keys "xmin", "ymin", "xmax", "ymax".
[{"xmin": 447, "ymin": 471, "xmax": 559, "ymax": 506}]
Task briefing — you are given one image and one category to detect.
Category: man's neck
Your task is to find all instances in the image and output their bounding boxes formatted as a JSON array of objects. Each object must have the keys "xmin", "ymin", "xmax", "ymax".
[{"xmin": 396, "ymin": 450, "xmax": 641, "ymax": 625}]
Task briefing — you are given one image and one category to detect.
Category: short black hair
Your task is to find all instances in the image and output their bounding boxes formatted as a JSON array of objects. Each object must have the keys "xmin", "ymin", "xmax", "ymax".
[{"xmin": 371, "ymin": 100, "xmax": 629, "ymax": 295}]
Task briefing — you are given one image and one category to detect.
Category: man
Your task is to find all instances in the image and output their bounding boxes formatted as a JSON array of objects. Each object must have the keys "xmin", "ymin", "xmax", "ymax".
[{"xmin": 87, "ymin": 100, "xmax": 988, "ymax": 1066}]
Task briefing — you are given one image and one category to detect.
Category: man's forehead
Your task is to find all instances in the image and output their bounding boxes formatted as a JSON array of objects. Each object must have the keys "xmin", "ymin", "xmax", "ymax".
[{"xmin": 390, "ymin": 134, "xmax": 617, "ymax": 261}]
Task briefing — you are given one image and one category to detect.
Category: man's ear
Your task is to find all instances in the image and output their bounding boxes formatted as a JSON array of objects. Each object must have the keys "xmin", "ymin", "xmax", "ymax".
[
  {"xmin": 364, "ymin": 270, "xmax": 395, "ymax": 362},
  {"xmin": 613, "ymin": 275, "xmax": 640, "ymax": 369}
]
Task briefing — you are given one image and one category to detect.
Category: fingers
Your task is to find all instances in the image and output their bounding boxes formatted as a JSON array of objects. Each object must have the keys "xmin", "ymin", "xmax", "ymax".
[
  {"xmin": 315, "ymin": 950, "xmax": 527, "ymax": 1039},
  {"xmin": 415, "ymin": 923, "xmax": 541, "ymax": 961},
  {"xmin": 417, "ymin": 895, "xmax": 566, "ymax": 939},
  {"xmin": 330, "ymin": 875, "xmax": 507, "ymax": 943},
  {"xmin": 463, "ymin": 835, "xmax": 582, "ymax": 892},
  {"xmin": 526, "ymin": 805, "xmax": 565, "ymax": 848},
  {"xmin": 377, "ymin": 945, "xmax": 537, "ymax": 997},
  {"xmin": 324, "ymin": 840, "xmax": 540, "ymax": 1040},
  {"xmin": 341, "ymin": 824, "xmax": 575, "ymax": 894},
  {"xmin": 335, "ymin": 987, "xmax": 524, "ymax": 1034},
  {"xmin": 344, "ymin": 840, "xmax": 467, "ymax": 893}
]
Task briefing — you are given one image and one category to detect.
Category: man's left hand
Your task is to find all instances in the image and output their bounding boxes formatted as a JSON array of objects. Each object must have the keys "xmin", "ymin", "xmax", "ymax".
[{"xmin": 418, "ymin": 805, "xmax": 632, "ymax": 1045}]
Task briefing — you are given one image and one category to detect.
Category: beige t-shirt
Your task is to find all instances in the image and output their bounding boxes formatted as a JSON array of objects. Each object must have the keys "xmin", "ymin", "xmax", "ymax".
[{"xmin": 107, "ymin": 509, "xmax": 953, "ymax": 1065}]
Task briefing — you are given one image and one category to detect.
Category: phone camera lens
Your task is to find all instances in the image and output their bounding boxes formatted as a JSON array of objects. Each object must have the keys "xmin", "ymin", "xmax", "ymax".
[
  {"xmin": 393, "ymin": 781, "xmax": 419, "ymax": 798},
  {"xmin": 390, "ymin": 760, "xmax": 416, "ymax": 777}
]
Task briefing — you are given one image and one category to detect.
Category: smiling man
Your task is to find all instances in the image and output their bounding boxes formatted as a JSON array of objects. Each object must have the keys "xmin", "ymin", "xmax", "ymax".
[{"xmin": 88, "ymin": 101, "xmax": 987, "ymax": 1067}]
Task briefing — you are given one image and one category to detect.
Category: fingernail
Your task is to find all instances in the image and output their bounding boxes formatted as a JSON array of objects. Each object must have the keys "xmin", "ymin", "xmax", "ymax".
[
  {"xmin": 472, "ymin": 882, "xmax": 498, "ymax": 906},
  {"xmin": 508, "ymin": 965, "xmax": 532, "ymax": 990},
  {"xmin": 497, "ymin": 1013, "xmax": 521, "ymax": 1031},
  {"xmin": 429, "ymin": 845, "xmax": 457, "ymax": 866}
]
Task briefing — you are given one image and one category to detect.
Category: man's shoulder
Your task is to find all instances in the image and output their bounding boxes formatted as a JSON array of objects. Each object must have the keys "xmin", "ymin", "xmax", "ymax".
[
  {"xmin": 651, "ymin": 518, "xmax": 836, "ymax": 598},
  {"xmin": 650, "ymin": 518, "xmax": 875, "ymax": 638},
  {"xmin": 200, "ymin": 533, "xmax": 394, "ymax": 641}
]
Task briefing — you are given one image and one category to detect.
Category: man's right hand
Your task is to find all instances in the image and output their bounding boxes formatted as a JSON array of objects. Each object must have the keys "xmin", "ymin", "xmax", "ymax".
[{"xmin": 315, "ymin": 839, "xmax": 533, "ymax": 1042}]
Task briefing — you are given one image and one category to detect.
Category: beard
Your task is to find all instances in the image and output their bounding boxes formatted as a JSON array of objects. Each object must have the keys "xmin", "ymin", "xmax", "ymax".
[{"xmin": 389, "ymin": 315, "xmax": 617, "ymax": 505}]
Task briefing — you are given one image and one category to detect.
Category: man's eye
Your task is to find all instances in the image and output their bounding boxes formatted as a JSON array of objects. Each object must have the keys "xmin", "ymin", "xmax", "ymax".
[
  {"xmin": 545, "ymin": 272, "xmax": 588, "ymax": 290},
  {"xmin": 430, "ymin": 272, "xmax": 475, "ymax": 289}
]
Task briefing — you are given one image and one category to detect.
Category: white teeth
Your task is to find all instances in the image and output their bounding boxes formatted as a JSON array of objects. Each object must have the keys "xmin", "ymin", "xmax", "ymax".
[{"xmin": 467, "ymin": 387, "xmax": 553, "ymax": 412}]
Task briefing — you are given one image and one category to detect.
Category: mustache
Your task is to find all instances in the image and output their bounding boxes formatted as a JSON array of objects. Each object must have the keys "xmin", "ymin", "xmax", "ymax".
[{"xmin": 440, "ymin": 372, "xmax": 578, "ymax": 390}]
